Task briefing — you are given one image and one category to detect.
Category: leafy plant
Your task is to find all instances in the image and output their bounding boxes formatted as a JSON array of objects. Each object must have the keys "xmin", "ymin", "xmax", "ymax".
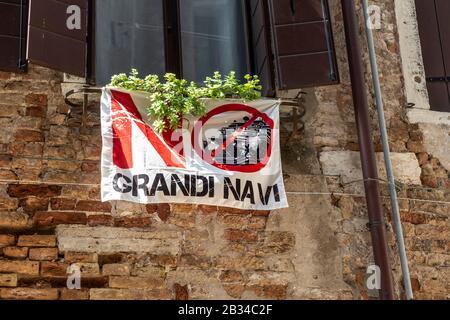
[{"xmin": 110, "ymin": 69, "xmax": 262, "ymax": 133}]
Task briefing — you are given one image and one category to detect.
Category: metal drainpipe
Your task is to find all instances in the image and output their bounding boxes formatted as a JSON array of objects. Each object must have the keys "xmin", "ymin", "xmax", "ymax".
[
  {"xmin": 361, "ymin": 0, "xmax": 413, "ymax": 300},
  {"xmin": 341, "ymin": 0, "xmax": 395, "ymax": 300}
]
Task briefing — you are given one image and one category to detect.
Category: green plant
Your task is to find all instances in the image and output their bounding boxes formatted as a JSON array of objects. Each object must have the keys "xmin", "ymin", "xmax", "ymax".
[{"xmin": 110, "ymin": 69, "xmax": 262, "ymax": 133}]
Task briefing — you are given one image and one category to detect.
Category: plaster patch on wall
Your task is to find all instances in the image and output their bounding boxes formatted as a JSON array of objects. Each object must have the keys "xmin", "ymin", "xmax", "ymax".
[{"xmin": 319, "ymin": 151, "xmax": 422, "ymax": 185}]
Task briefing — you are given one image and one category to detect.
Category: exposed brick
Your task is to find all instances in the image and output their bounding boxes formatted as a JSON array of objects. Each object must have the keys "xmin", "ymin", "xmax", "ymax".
[
  {"xmin": 251, "ymin": 210, "xmax": 271, "ymax": 217},
  {"xmin": 0, "ymin": 260, "xmax": 39, "ymax": 275},
  {"xmin": 40, "ymin": 262, "xmax": 68, "ymax": 277},
  {"xmin": 224, "ymin": 229, "xmax": 258, "ymax": 242},
  {"xmin": 114, "ymin": 216, "xmax": 152, "ymax": 228},
  {"xmin": 26, "ymin": 106, "xmax": 47, "ymax": 118},
  {"xmin": 75, "ymin": 200, "xmax": 112, "ymax": 212},
  {"xmin": 131, "ymin": 266, "xmax": 166, "ymax": 278},
  {"xmin": 179, "ymin": 254, "xmax": 211, "ymax": 269},
  {"xmin": 139, "ymin": 254, "xmax": 177, "ymax": 268},
  {"xmin": 0, "ymin": 274, "xmax": 17, "ymax": 287},
  {"xmin": 50, "ymin": 198, "xmax": 77, "ymax": 210},
  {"xmin": 417, "ymin": 152, "xmax": 429, "ymax": 165},
  {"xmin": 0, "ymin": 288, "xmax": 58, "ymax": 300},
  {"xmin": 0, "ymin": 234, "xmax": 15, "ymax": 247},
  {"xmin": 109, "ymin": 276, "xmax": 165, "ymax": 289},
  {"xmin": 262, "ymin": 231, "xmax": 296, "ymax": 254},
  {"xmin": 173, "ymin": 283, "xmax": 189, "ymax": 300},
  {"xmin": 218, "ymin": 207, "xmax": 254, "ymax": 215},
  {"xmin": 219, "ymin": 270, "xmax": 244, "ymax": 283},
  {"xmin": 410, "ymin": 277, "xmax": 421, "ymax": 291},
  {"xmin": 146, "ymin": 204, "xmax": 158, "ymax": 214},
  {"xmin": 0, "ymin": 211, "xmax": 32, "ymax": 230},
  {"xmin": 223, "ymin": 284, "xmax": 245, "ymax": 299},
  {"xmin": 72, "ymin": 262, "xmax": 100, "ymax": 276},
  {"xmin": 87, "ymin": 214, "xmax": 113, "ymax": 227},
  {"xmin": 98, "ymin": 253, "xmax": 124, "ymax": 266},
  {"xmin": 18, "ymin": 276, "xmax": 108, "ymax": 289},
  {"xmin": 198, "ymin": 205, "xmax": 218, "ymax": 215},
  {"xmin": 25, "ymin": 93, "xmax": 48, "ymax": 107},
  {"xmin": 65, "ymin": 252, "xmax": 98, "ymax": 263},
  {"xmin": 33, "ymin": 211, "xmax": 87, "ymax": 228},
  {"xmin": 401, "ymin": 211, "xmax": 429, "ymax": 225},
  {"xmin": 17, "ymin": 235, "xmax": 56, "ymax": 247},
  {"xmin": 29, "ymin": 247, "xmax": 59, "ymax": 261},
  {"xmin": 90, "ymin": 288, "xmax": 171, "ymax": 300},
  {"xmin": 7, "ymin": 184, "xmax": 62, "ymax": 198},
  {"xmin": 60, "ymin": 288, "xmax": 90, "ymax": 300},
  {"xmin": 13, "ymin": 129, "xmax": 44, "ymax": 142},
  {"xmin": 0, "ymin": 197, "xmax": 18, "ymax": 211},
  {"xmin": 81, "ymin": 162, "xmax": 98, "ymax": 172},
  {"xmin": 19, "ymin": 197, "xmax": 49, "ymax": 213},
  {"xmin": 157, "ymin": 203, "xmax": 171, "ymax": 222},
  {"xmin": 3, "ymin": 246, "xmax": 28, "ymax": 259},
  {"xmin": 248, "ymin": 284, "xmax": 288, "ymax": 300},
  {"xmin": 102, "ymin": 263, "xmax": 130, "ymax": 276}
]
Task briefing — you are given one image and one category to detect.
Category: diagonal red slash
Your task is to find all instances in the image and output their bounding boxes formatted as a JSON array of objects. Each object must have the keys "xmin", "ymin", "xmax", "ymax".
[{"xmin": 210, "ymin": 114, "xmax": 260, "ymax": 158}]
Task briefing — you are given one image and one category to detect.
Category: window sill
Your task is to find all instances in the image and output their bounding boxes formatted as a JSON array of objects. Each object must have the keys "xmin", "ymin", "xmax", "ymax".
[{"xmin": 407, "ymin": 108, "xmax": 450, "ymax": 126}]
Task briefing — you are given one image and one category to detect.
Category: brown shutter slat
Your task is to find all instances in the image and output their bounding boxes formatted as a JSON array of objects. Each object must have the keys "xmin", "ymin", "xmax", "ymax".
[
  {"xmin": 434, "ymin": 0, "xmax": 450, "ymax": 112},
  {"xmin": 415, "ymin": 0, "xmax": 450, "ymax": 112},
  {"xmin": 248, "ymin": 0, "xmax": 276, "ymax": 97},
  {"xmin": 27, "ymin": 0, "xmax": 88, "ymax": 77},
  {"xmin": 0, "ymin": 0, "xmax": 28, "ymax": 72},
  {"xmin": 268, "ymin": 0, "xmax": 339, "ymax": 89}
]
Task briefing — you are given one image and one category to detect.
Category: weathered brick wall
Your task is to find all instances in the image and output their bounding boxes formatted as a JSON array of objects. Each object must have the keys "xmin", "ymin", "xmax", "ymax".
[{"xmin": 0, "ymin": 0, "xmax": 448, "ymax": 300}]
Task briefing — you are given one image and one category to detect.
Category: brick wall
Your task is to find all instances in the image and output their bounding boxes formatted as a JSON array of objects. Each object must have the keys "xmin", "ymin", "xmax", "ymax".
[{"xmin": 0, "ymin": 0, "xmax": 449, "ymax": 300}]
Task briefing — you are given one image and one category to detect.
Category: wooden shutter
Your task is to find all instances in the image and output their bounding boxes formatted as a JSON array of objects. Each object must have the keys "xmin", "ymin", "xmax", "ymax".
[
  {"xmin": 0, "ymin": 0, "xmax": 28, "ymax": 72},
  {"xmin": 27, "ymin": 0, "xmax": 88, "ymax": 77},
  {"xmin": 415, "ymin": 0, "xmax": 450, "ymax": 112},
  {"xmin": 248, "ymin": 0, "xmax": 276, "ymax": 97},
  {"xmin": 268, "ymin": 0, "xmax": 338, "ymax": 90}
]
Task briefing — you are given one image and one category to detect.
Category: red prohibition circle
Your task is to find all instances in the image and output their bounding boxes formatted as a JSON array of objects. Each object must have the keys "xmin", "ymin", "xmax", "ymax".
[{"xmin": 191, "ymin": 104, "xmax": 274, "ymax": 173}]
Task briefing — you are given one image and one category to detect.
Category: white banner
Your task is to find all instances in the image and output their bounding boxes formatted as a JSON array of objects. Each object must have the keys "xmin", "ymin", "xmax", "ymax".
[{"xmin": 100, "ymin": 87, "xmax": 288, "ymax": 210}]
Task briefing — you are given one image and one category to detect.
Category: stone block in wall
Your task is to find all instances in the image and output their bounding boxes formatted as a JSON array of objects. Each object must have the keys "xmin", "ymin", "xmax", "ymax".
[
  {"xmin": 56, "ymin": 226, "xmax": 182, "ymax": 255},
  {"xmin": 319, "ymin": 151, "xmax": 422, "ymax": 186}
]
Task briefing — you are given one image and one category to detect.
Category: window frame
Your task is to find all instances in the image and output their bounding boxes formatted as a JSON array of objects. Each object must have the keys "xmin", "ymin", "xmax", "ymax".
[
  {"xmin": 414, "ymin": 0, "xmax": 450, "ymax": 113},
  {"xmin": 87, "ymin": 0, "xmax": 254, "ymax": 85}
]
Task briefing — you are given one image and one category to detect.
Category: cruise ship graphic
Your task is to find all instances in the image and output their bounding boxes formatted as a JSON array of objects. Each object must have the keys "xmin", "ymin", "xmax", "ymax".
[{"xmin": 203, "ymin": 117, "xmax": 271, "ymax": 166}]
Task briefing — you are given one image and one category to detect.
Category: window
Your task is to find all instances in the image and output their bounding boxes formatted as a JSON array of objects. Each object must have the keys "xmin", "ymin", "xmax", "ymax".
[
  {"xmin": 94, "ymin": 0, "xmax": 166, "ymax": 85},
  {"xmin": 0, "ymin": 0, "xmax": 28, "ymax": 72},
  {"xmin": 95, "ymin": 0, "xmax": 250, "ymax": 85},
  {"xmin": 415, "ymin": 0, "xmax": 450, "ymax": 112},
  {"xmin": 180, "ymin": 0, "xmax": 250, "ymax": 83},
  {"xmin": 0, "ymin": 0, "xmax": 339, "ymax": 95}
]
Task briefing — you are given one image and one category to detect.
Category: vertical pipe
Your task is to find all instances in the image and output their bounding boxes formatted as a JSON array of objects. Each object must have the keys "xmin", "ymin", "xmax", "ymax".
[
  {"xmin": 341, "ymin": 0, "xmax": 395, "ymax": 300},
  {"xmin": 361, "ymin": 0, "xmax": 413, "ymax": 300}
]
